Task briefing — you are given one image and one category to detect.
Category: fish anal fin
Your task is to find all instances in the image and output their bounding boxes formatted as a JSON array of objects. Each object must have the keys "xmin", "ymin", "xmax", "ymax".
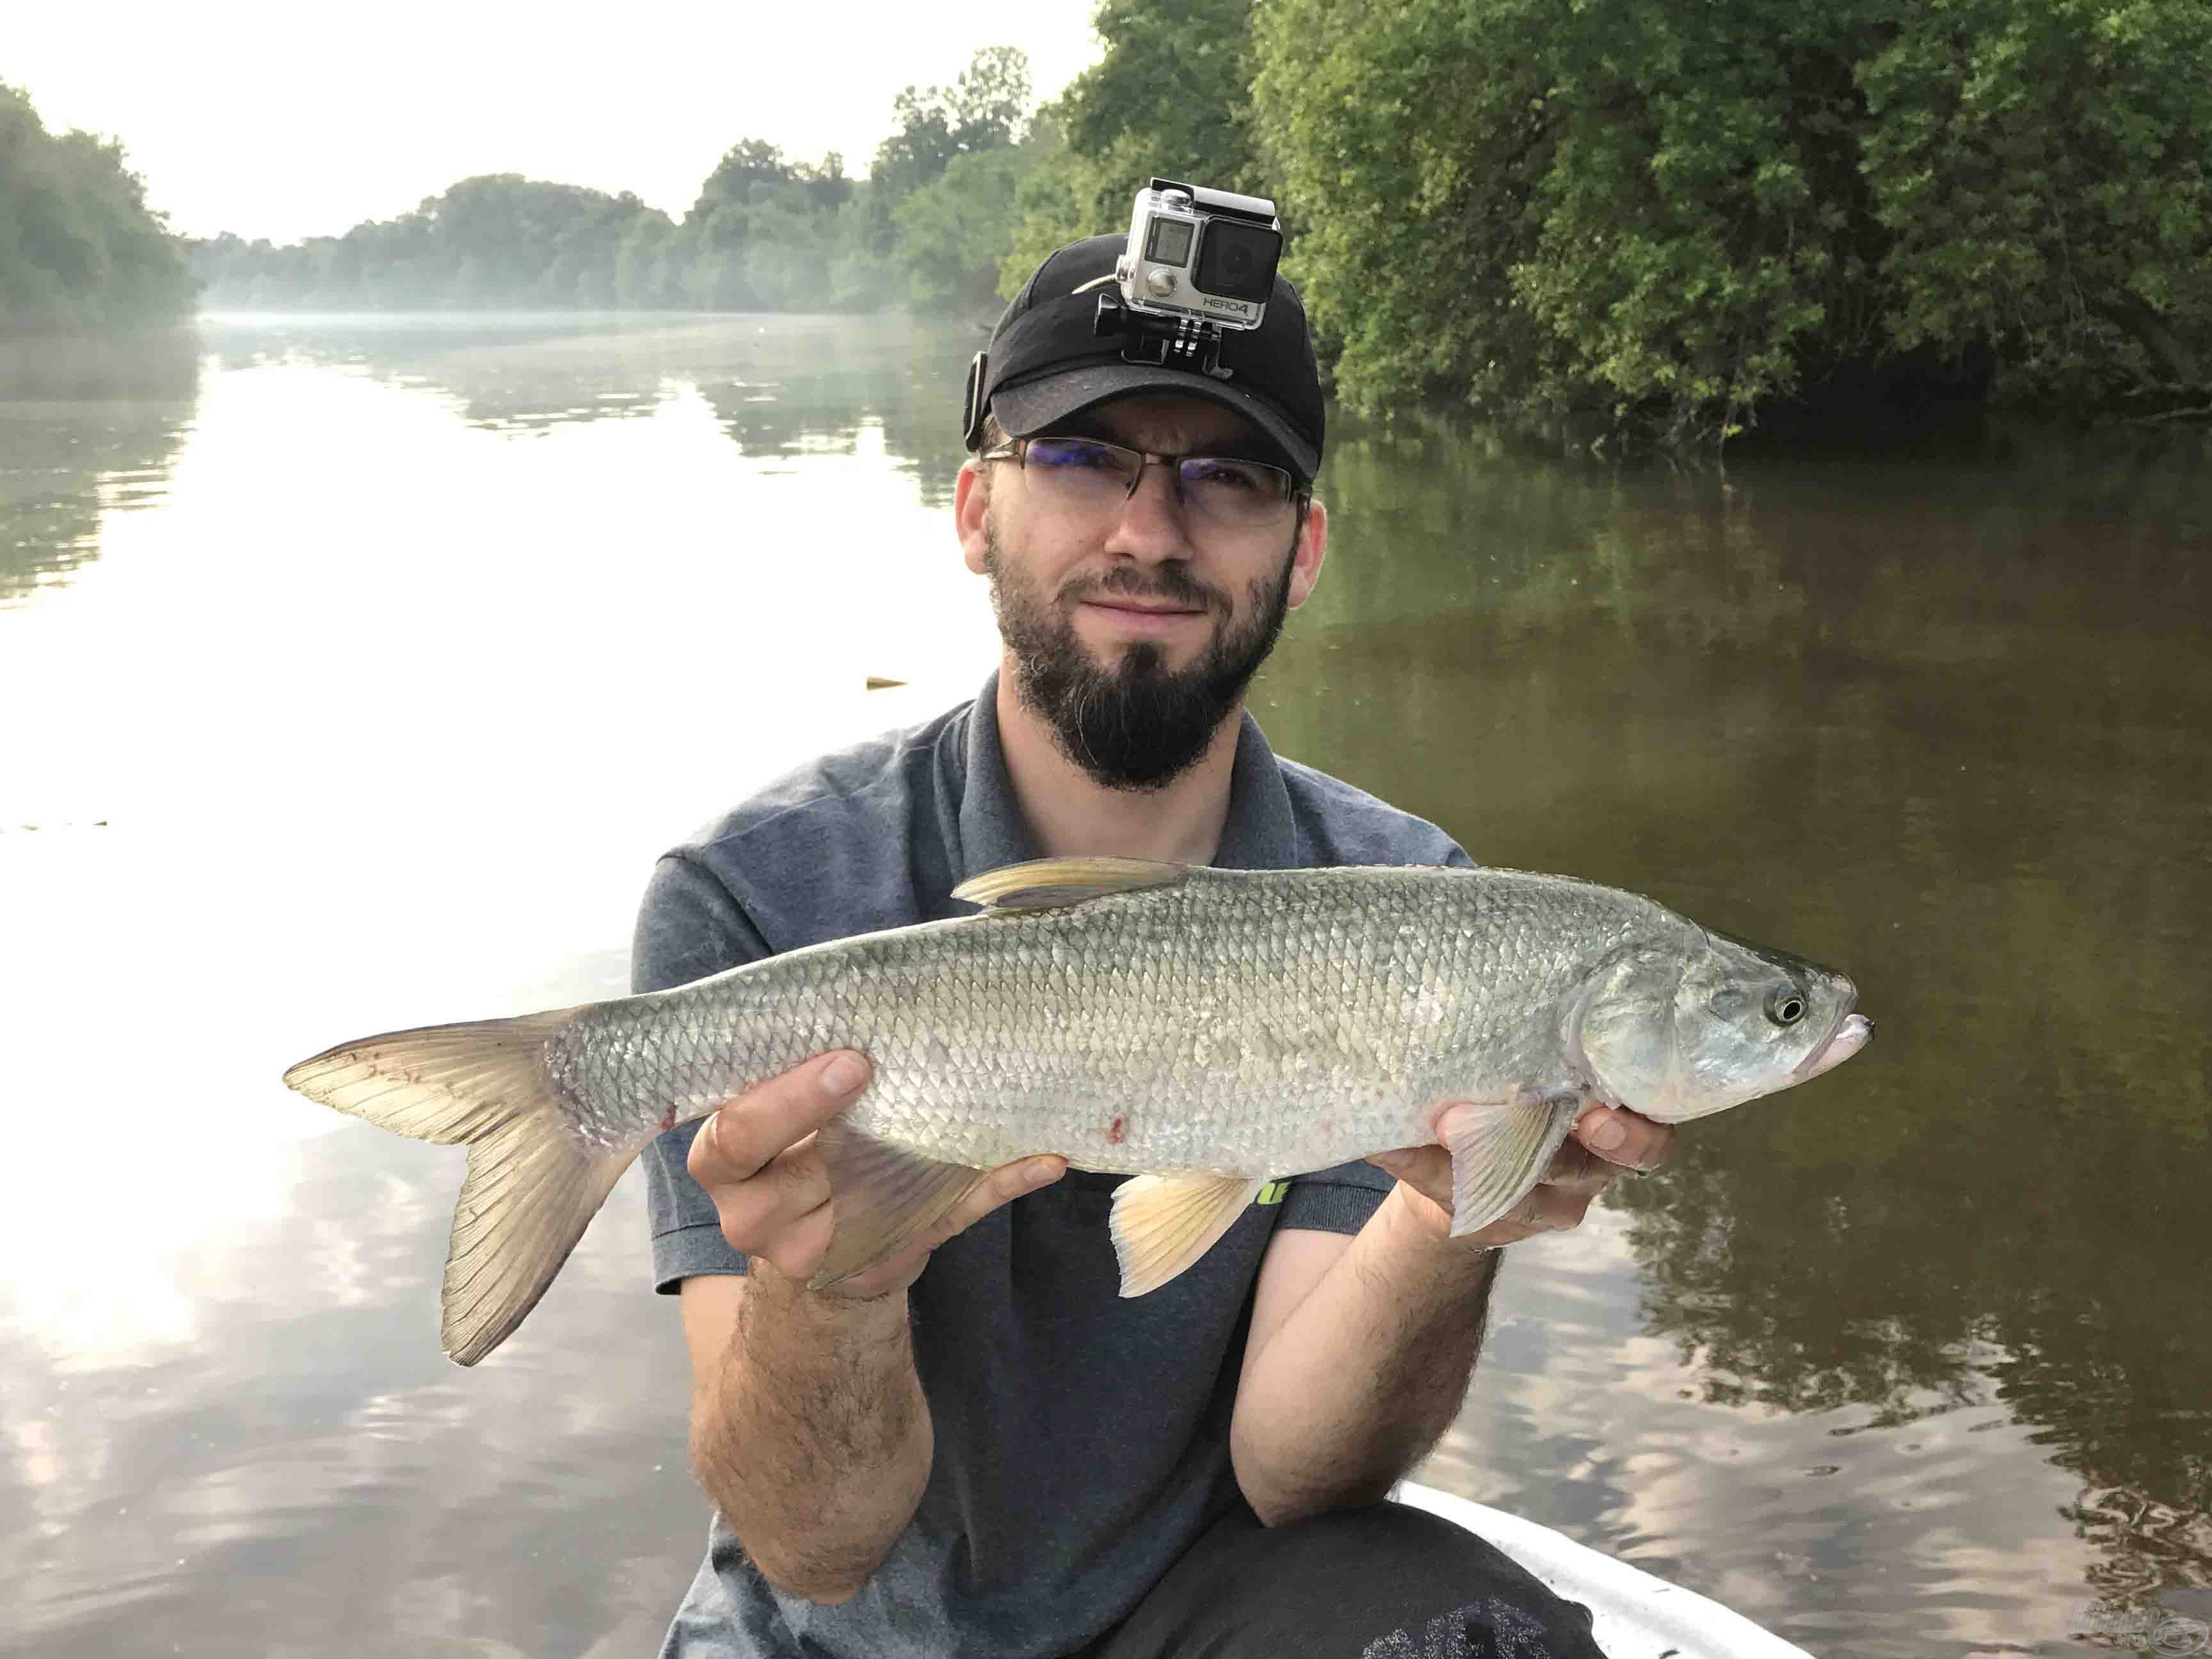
[
  {"xmin": 952, "ymin": 856, "xmax": 1191, "ymax": 914},
  {"xmin": 808, "ymin": 1118, "xmax": 992, "ymax": 1291},
  {"xmin": 1438, "ymin": 1093, "xmax": 1582, "ymax": 1240},
  {"xmin": 1109, "ymin": 1174, "xmax": 1267, "ymax": 1297}
]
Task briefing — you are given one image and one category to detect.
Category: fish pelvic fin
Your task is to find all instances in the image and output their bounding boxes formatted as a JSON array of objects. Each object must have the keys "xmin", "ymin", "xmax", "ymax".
[
  {"xmin": 952, "ymin": 855, "xmax": 1190, "ymax": 914},
  {"xmin": 1438, "ymin": 1093, "xmax": 1582, "ymax": 1240},
  {"xmin": 283, "ymin": 1010, "xmax": 632, "ymax": 1366},
  {"xmin": 807, "ymin": 1118, "xmax": 993, "ymax": 1292},
  {"xmin": 1109, "ymin": 1174, "xmax": 1267, "ymax": 1297}
]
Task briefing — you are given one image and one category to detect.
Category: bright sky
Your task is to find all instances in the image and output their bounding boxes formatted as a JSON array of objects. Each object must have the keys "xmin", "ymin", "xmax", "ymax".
[{"xmin": 9, "ymin": 3, "xmax": 1105, "ymax": 243}]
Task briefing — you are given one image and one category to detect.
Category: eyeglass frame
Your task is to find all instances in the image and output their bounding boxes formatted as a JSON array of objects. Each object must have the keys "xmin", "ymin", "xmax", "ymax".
[{"xmin": 976, "ymin": 435, "xmax": 1309, "ymax": 529}]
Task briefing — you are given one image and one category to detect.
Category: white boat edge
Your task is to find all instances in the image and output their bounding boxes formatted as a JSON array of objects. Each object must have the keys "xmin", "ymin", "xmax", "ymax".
[{"xmin": 1394, "ymin": 1482, "xmax": 1816, "ymax": 1659}]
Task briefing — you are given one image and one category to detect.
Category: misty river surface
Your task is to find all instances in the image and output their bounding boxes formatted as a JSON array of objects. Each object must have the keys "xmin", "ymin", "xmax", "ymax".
[{"xmin": 2, "ymin": 313, "xmax": 2206, "ymax": 1659}]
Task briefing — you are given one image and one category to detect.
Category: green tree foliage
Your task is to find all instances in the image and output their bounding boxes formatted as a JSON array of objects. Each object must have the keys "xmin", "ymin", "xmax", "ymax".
[
  {"xmin": 1000, "ymin": 0, "xmax": 1269, "ymax": 298},
  {"xmin": 195, "ymin": 175, "xmax": 679, "ymax": 310},
  {"xmin": 1251, "ymin": 0, "xmax": 2212, "ymax": 439},
  {"xmin": 1856, "ymin": 0, "xmax": 2212, "ymax": 405},
  {"xmin": 691, "ymin": 138, "xmax": 801, "ymax": 220},
  {"xmin": 896, "ymin": 131, "xmax": 1066, "ymax": 315},
  {"xmin": 0, "ymin": 82, "xmax": 198, "ymax": 334},
  {"xmin": 870, "ymin": 45, "xmax": 1033, "ymax": 205}
]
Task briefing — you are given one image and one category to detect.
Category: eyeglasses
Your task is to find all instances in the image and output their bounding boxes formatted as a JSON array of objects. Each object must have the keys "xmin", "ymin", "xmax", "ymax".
[{"xmin": 979, "ymin": 436, "xmax": 1299, "ymax": 531}]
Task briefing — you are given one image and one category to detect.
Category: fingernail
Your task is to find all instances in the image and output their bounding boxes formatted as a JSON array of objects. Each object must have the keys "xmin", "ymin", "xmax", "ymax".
[
  {"xmin": 1587, "ymin": 1116, "xmax": 1627, "ymax": 1153},
  {"xmin": 819, "ymin": 1053, "xmax": 867, "ymax": 1096},
  {"xmin": 1369, "ymin": 1150, "xmax": 1410, "ymax": 1175},
  {"xmin": 1024, "ymin": 1160, "xmax": 1061, "ymax": 1189}
]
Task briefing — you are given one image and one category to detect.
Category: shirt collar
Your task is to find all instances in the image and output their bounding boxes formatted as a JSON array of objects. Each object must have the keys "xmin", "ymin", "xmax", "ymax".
[{"xmin": 954, "ymin": 670, "xmax": 1305, "ymax": 883}]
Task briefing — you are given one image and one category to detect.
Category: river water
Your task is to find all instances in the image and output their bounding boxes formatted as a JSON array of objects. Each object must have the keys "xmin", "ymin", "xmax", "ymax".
[{"xmin": 2, "ymin": 314, "xmax": 2206, "ymax": 1658}]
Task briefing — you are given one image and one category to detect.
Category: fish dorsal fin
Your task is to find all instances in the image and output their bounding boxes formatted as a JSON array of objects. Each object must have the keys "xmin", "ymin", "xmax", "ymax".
[{"xmin": 952, "ymin": 855, "xmax": 1191, "ymax": 914}]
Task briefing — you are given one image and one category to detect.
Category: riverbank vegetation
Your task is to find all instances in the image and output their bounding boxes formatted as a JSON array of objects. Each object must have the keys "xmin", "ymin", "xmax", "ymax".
[
  {"xmin": 15, "ymin": 0, "xmax": 2212, "ymax": 438},
  {"xmin": 1246, "ymin": 0, "xmax": 2212, "ymax": 437},
  {"xmin": 1, "ymin": 83, "xmax": 197, "ymax": 334}
]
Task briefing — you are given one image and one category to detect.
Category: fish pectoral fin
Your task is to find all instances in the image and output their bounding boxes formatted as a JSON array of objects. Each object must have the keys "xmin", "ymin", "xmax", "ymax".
[
  {"xmin": 1109, "ymin": 1174, "xmax": 1267, "ymax": 1297},
  {"xmin": 808, "ymin": 1119, "xmax": 992, "ymax": 1291},
  {"xmin": 952, "ymin": 855, "xmax": 1191, "ymax": 914},
  {"xmin": 1438, "ymin": 1093, "xmax": 1583, "ymax": 1240}
]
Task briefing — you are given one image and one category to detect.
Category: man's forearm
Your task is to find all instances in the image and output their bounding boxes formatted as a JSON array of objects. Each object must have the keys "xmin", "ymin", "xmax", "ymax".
[
  {"xmin": 1230, "ymin": 1185, "xmax": 1500, "ymax": 1525},
  {"xmin": 691, "ymin": 1267, "xmax": 932, "ymax": 1602}
]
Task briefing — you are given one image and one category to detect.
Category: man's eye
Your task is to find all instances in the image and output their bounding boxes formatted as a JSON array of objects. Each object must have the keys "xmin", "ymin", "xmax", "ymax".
[
  {"xmin": 1187, "ymin": 460, "xmax": 1263, "ymax": 492},
  {"xmin": 1033, "ymin": 440, "xmax": 1120, "ymax": 471}
]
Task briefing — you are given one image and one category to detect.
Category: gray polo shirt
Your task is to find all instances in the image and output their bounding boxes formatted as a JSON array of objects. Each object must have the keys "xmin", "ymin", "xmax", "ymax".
[{"xmin": 634, "ymin": 674, "xmax": 1471, "ymax": 1659}]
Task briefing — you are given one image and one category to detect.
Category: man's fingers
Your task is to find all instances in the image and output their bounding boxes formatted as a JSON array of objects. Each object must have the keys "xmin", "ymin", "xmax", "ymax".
[
  {"xmin": 687, "ymin": 1051, "xmax": 872, "ymax": 1187},
  {"xmin": 1534, "ymin": 1137, "xmax": 1618, "ymax": 1199},
  {"xmin": 1370, "ymin": 1111, "xmax": 1642, "ymax": 1246},
  {"xmin": 926, "ymin": 1155, "xmax": 1068, "ymax": 1245},
  {"xmin": 1513, "ymin": 1174, "xmax": 1596, "ymax": 1235},
  {"xmin": 1573, "ymin": 1103, "xmax": 1674, "ymax": 1173},
  {"xmin": 755, "ymin": 1201, "xmax": 837, "ymax": 1281},
  {"xmin": 1367, "ymin": 1145, "xmax": 1453, "ymax": 1215},
  {"xmin": 707, "ymin": 1140, "xmax": 833, "ymax": 1253}
]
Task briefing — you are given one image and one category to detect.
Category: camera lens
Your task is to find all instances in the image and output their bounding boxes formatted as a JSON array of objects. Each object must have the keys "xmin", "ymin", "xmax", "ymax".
[{"xmin": 1195, "ymin": 221, "xmax": 1281, "ymax": 303}]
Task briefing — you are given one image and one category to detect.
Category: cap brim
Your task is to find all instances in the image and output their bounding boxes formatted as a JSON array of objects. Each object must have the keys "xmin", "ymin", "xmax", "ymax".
[{"xmin": 992, "ymin": 361, "xmax": 1319, "ymax": 483}]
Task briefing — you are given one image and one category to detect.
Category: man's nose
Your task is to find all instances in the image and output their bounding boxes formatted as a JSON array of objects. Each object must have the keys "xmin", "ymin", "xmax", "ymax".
[{"xmin": 1102, "ymin": 461, "xmax": 1194, "ymax": 561}]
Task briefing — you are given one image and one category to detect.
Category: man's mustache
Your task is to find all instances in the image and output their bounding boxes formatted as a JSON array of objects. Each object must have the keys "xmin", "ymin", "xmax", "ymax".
[{"xmin": 1059, "ymin": 566, "xmax": 1226, "ymax": 613}]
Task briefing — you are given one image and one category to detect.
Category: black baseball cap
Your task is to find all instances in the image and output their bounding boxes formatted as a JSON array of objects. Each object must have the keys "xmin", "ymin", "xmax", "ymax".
[{"xmin": 963, "ymin": 233, "xmax": 1326, "ymax": 482}]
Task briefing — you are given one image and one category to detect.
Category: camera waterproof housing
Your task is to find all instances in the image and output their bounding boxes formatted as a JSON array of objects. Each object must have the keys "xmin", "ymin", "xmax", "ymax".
[{"xmin": 1115, "ymin": 179, "xmax": 1282, "ymax": 331}]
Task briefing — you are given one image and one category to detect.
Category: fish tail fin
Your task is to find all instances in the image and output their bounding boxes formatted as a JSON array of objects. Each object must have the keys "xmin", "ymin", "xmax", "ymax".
[{"xmin": 284, "ymin": 1010, "xmax": 632, "ymax": 1365}]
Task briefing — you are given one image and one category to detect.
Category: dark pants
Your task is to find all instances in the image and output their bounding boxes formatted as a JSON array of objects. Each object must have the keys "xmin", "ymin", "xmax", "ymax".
[{"xmin": 1077, "ymin": 1501, "xmax": 1607, "ymax": 1658}]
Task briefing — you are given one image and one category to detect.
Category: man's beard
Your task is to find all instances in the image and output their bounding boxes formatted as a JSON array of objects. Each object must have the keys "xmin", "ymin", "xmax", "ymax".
[{"xmin": 982, "ymin": 520, "xmax": 1299, "ymax": 792}]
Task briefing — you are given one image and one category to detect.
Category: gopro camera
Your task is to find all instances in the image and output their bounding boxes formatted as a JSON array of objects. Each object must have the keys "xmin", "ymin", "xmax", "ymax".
[{"xmin": 1115, "ymin": 179, "xmax": 1282, "ymax": 331}]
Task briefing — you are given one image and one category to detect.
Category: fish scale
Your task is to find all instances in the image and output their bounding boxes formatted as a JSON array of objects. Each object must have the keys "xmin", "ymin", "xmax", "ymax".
[{"xmin": 547, "ymin": 865, "xmax": 1653, "ymax": 1176}]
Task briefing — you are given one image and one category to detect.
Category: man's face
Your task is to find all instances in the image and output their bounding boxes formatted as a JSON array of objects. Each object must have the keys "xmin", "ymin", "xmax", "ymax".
[{"xmin": 954, "ymin": 394, "xmax": 1328, "ymax": 791}]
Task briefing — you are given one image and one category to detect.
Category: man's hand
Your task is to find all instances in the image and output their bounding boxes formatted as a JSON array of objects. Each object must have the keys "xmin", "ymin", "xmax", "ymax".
[
  {"xmin": 1365, "ymin": 1103, "xmax": 1675, "ymax": 1247},
  {"xmin": 680, "ymin": 1052, "xmax": 1064, "ymax": 1603},
  {"xmin": 687, "ymin": 1050, "xmax": 1066, "ymax": 1300}
]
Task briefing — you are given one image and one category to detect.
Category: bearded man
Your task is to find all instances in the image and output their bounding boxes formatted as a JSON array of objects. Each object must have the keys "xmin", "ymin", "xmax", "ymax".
[{"xmin": 634, "ymin": 235, "xmax": 1672, "ymax": 1659}]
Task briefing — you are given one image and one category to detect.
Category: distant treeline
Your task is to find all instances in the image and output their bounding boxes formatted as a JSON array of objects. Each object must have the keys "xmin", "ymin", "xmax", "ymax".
[
  {"xmin": 1, "ymin": 82, "xmax": 197, "ymax": 333},
  {"xmin": 191, "ymin": 47, "xmax": 1044, "ymax": 319},
  {"xmin": 15, "ymin": 0, "xmax": 2212, "ymax": 440}
]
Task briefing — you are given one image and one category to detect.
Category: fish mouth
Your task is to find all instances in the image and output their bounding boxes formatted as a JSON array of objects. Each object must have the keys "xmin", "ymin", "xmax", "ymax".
[{"xmin": 1793, "ymin": 1007, "xmax": 1873, "ymax": 1080}]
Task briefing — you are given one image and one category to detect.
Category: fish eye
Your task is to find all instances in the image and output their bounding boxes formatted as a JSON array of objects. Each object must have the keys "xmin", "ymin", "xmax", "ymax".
[{"xmin": 1767, "ymin": 988, "xmax": 1807, "ymax": 1027}]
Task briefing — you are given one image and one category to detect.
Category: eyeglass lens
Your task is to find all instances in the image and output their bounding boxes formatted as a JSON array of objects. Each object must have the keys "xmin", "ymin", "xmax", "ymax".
[{"xmin": 1022, "ymin": 438, "xmax": 1292, "ymax": 527}]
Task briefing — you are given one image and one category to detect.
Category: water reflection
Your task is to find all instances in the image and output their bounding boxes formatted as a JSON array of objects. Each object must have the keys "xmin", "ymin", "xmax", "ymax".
[
  {"xmin": 1, "ymin": 317, "xmax": 2207, "ymax": 1656},
  {"xmin": 1, "ymin": 1090, "xmax": 701, "ymax": 1658},
  {"xmin": 1254, "ymin": 417, "xmax": 2212, "ymax": 1649},
  {"xmin": 0, "ymin": 330, "xmax": 200, "ymax": 606},
  {"xmin": 196, "ymin": 311, "xmax": 978, "ymax": 497}
]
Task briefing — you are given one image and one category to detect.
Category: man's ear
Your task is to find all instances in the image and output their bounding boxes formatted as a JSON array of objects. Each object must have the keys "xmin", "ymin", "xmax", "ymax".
[
  {"xmin": 1286, "ymin": 497, "xmax": 1328, "ymax": 610},
  {"xmin": 956, "ymin": 460, "xmax": 991, "ymax": 575}
]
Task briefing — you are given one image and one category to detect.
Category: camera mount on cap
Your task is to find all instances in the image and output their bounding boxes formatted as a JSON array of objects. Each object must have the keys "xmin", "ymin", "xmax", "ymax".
[
  {"xmin": 960, "ymin": 180, "xmax": 1288, "ymax": 452},
  {"xmin": 1093, "ymin": 179, "xmax": 1283, "ymax": 381}
]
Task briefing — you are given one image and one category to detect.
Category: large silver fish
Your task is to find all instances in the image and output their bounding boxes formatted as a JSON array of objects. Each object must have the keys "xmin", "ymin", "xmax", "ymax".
[{"xmin": 285, "ymin": 856, "xmax": 1871, "ymax": 1364}]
